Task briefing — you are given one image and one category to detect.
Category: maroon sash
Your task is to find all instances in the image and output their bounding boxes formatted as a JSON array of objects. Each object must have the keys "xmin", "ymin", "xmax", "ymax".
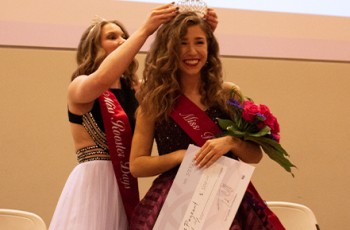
[
  {"xmin": 170, "ymin": 95, "xmax": 221, "ymax": 146},
  {"xmin": 170, "ymin": 94, "xmax": 285, "ymax": 230},
  {"xmin": 99, "ymin": 90, "xmax": 139, "ymax": 223}
]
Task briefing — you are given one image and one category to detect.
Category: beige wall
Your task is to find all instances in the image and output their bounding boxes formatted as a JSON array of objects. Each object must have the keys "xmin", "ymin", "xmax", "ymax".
[{"xmin": 1, "ymin": 46, "xmax": 349, "ymax": 229}]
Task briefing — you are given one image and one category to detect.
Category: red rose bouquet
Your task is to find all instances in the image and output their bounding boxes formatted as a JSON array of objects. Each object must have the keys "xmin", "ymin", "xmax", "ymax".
[{"xmin": 218, "ymin": 90, "xmax": 296, "ymax": 176}]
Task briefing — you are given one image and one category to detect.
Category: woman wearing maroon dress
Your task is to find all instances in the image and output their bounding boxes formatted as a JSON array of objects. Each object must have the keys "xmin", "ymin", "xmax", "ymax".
[{"xmin": 130, "ymin": 12, "xmax": 285, "ymax": 230}]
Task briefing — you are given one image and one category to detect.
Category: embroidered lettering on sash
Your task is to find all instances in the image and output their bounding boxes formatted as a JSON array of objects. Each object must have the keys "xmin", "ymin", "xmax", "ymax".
[
  {"xmin": 120, "ymin": 162, "xmax": 131, "ymax": 189},
  {"xmin": 111, "ymin": 120, "xmax": 127, "ymax": 158},
  {"xmin": 103, "ymin": 92, "xmax": 116, "ymax": 114},
  {"xmin": 179, "ymin": 113, "xmax": 200, "ymax": 131}
]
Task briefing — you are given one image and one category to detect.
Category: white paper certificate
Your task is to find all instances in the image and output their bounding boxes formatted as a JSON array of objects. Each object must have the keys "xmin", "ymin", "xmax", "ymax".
[{"xmin": 153, "ymin": 144, "xmax": 255, "ymax": 230}]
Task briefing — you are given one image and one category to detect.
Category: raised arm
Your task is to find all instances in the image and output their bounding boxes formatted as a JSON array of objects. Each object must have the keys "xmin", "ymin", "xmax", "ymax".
[{"xmin": 68, "ymin": 3, "xmax": 178, "ymax": 105}]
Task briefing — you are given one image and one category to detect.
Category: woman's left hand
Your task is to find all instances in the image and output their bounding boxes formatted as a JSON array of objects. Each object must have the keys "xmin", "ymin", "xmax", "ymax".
[
  {"xmin": 142, "ymin": 3, "xmax": 179, "ymax": 36},
  {"xmin": 194, "ymin": 136, "xmax": 232, "ymax": 168},
  {"xmin": 204, "ymin": 8, "xmax": 218, "ymax": 31}
]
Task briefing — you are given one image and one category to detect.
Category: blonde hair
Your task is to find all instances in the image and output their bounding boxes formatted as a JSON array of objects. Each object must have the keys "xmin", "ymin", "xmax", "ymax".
[
  {"xmin": 139, "ymin": 12, "xmax": 225, "ymax": 120},
  {"xmin": 71, "ymin": 19, "xmax": 138, "ymax": 88}
]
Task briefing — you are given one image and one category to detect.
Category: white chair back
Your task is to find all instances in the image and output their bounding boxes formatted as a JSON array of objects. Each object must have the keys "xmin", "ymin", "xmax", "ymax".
[
  {"xmin": 0, "ymin": 209, "xmax": 47, "ymax": 230},
  {"xmin": 267, "ymin": 201, "xmax": 320, "ymax": 230}
]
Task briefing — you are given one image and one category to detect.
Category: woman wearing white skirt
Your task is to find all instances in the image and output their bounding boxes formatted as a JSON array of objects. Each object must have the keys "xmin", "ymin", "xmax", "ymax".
[{"xmin": 49, "ymin": 4, "xmax": 178, "ymax": 229}]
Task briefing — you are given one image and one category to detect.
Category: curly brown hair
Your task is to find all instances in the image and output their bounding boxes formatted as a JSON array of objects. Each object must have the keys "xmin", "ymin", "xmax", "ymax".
[
  {"xmin": 139, "ymin": 12, "xmax": 227, "ymax": 121},
  {"xmin": 71, "ymin": 19, "xmax": 138, "ymax": 88}
]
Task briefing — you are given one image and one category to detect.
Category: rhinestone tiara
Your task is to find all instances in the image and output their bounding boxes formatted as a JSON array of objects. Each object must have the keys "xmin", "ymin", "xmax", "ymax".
[{"xmin": 175, "ymin": 0, "xmax": 207, "ymax": 17}]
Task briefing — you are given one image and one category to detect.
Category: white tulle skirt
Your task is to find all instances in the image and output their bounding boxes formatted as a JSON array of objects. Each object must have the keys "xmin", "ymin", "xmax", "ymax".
[{"xmin": 49, "ymin": 160, "xmax": 128, "ymax": 230}]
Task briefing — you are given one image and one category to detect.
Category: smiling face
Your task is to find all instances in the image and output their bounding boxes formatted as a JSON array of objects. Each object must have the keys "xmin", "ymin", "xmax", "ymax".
[
  {"xmin": 100, "ymin": 22, "xmax": 126, "ymax": 56},
  {"xmin": 178, "ymin": 25, "xmax": 208, "ymax": 78}
]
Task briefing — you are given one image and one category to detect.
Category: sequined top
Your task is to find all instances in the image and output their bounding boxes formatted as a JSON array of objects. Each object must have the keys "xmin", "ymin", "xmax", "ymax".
[{"xmin": 154, "ymin": 107, "xmax": 229, "ymax": 155}]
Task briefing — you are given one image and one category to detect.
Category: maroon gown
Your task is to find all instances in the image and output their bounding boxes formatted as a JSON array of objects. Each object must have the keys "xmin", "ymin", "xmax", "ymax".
[{"xmin": 129, "ymin": 107, "xmax": 284, "ymax": 230}]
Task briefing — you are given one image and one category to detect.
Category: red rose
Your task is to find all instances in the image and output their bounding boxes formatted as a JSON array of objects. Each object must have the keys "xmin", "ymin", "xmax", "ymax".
[
  {"xmin": 260, "ymin": 104, "xmax": 280, "ymax": 137},
  {"xmin": 242, "ymin": 101, "xmax": 260, "ymax": 122},
  {"xmin": 270, "ymin": 116, "xmax": 280, "ymax": 134},
  {"xmin": 272, "ymin": 133, "xmax": 281, "ymax": 142},
  {"xmin": 220, "ymin": 95, "xmax": 294, "ymax": 175}
]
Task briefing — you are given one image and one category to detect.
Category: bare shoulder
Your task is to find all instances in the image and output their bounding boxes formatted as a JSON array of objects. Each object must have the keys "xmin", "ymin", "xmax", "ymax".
[
  {"xmin": 222, "ymin": 81, "xmax": 241, "ymax": 93},
  {"xmin": 222, "ymin": 81, "xmax": 243, "ymax": 101},
  {"xmin": 132, "ymin": 78, "xmax": 142, "ymax": 93}
]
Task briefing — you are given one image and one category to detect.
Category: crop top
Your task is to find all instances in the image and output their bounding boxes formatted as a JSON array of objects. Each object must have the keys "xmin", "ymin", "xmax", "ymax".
[{"xmin": 68, "ymin": 79, "xmax": 138, "ymax": 133}]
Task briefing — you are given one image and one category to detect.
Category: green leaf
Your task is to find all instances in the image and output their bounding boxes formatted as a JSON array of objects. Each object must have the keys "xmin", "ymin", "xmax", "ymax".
[
  {"xmin": 247, "ymin": 126, "xmax": 271, "ymax": 138},
  {"xmin": 244, "ymin": 136, "xmax": 296, "ymax": 177},
  {"xmin": 226, "ymin": 128, "xmax": 246, "ymax": 137},
  {"xmin": 217, "ymin": 119, "xmax": 236, "ymax": 130}
]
